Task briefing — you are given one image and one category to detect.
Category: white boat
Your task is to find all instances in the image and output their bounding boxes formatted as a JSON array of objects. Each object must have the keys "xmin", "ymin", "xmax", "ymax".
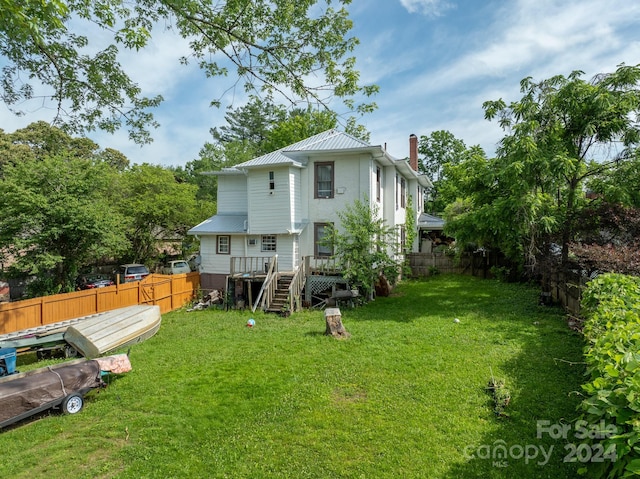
[{"xmin": 64, "ymin": 305, "xmax": 161, "ymax": 358}]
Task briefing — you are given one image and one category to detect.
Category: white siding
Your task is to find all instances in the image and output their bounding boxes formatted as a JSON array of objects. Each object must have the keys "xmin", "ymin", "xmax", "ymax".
[
  {"xmin": 290, "ymin": 168, "xmax": 301, "ymax": 226},
  {"xmin": 197, "ymin": 140, "xmax": 427, "ymax": 276},
  {"xmin": 200, "ymin": 235, "xmax": 245, "ymax": 275},
  {"xmin": 218, "ymin": 175, "xmax": 248, "ymax": 213},
  {"xmin": 247, "ymin": 167, "xmax": 292, "ymax": 234},
  {"xmin": 275, "ymin": 235, "xmax": 296, "ymax": 271},
  {"xmin": 305, "ymin": 154, "xmax": 370, "ymax": 229}
]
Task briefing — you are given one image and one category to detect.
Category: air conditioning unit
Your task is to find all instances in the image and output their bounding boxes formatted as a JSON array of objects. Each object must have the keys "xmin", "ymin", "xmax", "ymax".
[{"xmin": 247, "ymin": 238, "xmax": 257, "ymax": 246}]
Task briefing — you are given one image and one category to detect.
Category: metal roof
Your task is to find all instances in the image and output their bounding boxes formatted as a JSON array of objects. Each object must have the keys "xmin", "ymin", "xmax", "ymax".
[
  {"xmin": 233, "ymin": 130, "xmax": 374, "ymax": 169},
  {"xmin": 187, "ymin": 214, "xmax": 248, "ymax": 235},
  {"xmin": 204, "ymin": 129, "xmax": 431, "ymax": 188},
  {"xmin": 418, "ymin": 213, "xmax": 445, "ymax": 230}
]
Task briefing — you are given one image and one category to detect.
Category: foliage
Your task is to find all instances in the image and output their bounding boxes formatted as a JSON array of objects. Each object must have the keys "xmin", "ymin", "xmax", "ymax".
[
  {"xmin": 570, "ymin": 203, "xmax": 640, "ymax": 276},
  {"xmin": 207, "ymin": 96, "xmax": 370, "ymax": 161},
  {"xmin": 210, "ymin": 96, "xmax": 288, "ymax": 152},
  {"xmin": 587, "ymin": 152, "xmax": 640, "ymax": 208},
  {"xmin": 0, "ymin": 276, "xmax": 584, "ymax": 478},
  {"xmin": 418, "ymin": 130, "xmax": 485, "ymax": 214},
  {"xmin": 0, "ymin": 0, "xmax": 377, "ymax": 142},
  {"xmin": 114, "ymin": 163, "xmax": 200, "ymax": 263},
  {"xmin": 486, "ymin": 376, "xmax": 511, "ymax": 418},
  {"xmin": 577, "ymin": 273, "xmax": 640, "ymax": 478},
  {"xmin": 261, "ymin": 107, "xmax": 341, "ymax": 152},
  {"xmin": 0, "ymin": 122, "xmax": 213, "ymax": 294},
  {"xmin": 404, "ymin": 194, "xmax": 417, "ymax": 254},
  {"xmin": 0, "ymin": 154, "xmax": 128, "ymax": 292},
  {"xmin": 0, "ymin": 121, "xmax": 100, "ymax": 174},
  {"xmin": 327, "ymin": 197, "xmax": 400, "ymax": 299},
  {"xmin": 446, "ymin": 65, "xmax": 640, "ymax": 276}
]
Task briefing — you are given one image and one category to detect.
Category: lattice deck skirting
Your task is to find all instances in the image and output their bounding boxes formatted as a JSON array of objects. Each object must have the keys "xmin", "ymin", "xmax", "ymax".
[{"xmin": 307, "ymin": 275, "xmax": 348, "ymax": 296}]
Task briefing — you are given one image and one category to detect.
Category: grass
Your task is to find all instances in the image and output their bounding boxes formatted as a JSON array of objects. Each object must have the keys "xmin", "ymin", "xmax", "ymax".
[{"xmin": 0, "ymin": 275, "xmax": 586, "ymax": 478}]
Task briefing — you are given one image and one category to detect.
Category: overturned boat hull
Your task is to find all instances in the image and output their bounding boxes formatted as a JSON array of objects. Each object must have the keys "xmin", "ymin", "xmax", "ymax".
[{"xmin": 64, "ymin": 305, "xmax": 161, "ymax": 358}]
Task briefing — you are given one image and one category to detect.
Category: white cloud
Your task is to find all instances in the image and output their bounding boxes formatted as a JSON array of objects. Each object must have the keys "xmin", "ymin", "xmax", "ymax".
[
  {"xmin": 359, "ymin": 0, "xmax": 640, "ymax": 159},
  {"xmin": 399, "ymin": 0, "xmax": 454, "ymax": 17}
]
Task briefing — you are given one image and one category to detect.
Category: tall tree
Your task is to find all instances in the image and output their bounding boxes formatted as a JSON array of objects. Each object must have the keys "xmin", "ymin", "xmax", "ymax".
[
  {"xmin": 0, "ymin": 121, "xmax": 100, "ymax": 174},
  {"xmin": 211, "ymin": 97, "xmax": 287, "ymax": 149},
  {"xmin": 0, "ymin": 1, "xmax": 377, "ymax": 143},
  {"xmin": 261, "ymin": 108, "xmax": 339, "ymax": 152},
  {"xmin": 447, "ymin": 65, "xmax": 640, "ymax": 274},
  {"xmin": 418, "ymin": 130, "xmax": 467, "ymax": 180},
  {"xmin": 115, "ymin": 164, "xmax": 200, "ymax": 263},
  {"xmin": 418, "ymin": 130, "xmax": 485, "ymax": 214},
  {"xmin": 0, "ymin": 154, "xmax": 128, "ymax": 294}
]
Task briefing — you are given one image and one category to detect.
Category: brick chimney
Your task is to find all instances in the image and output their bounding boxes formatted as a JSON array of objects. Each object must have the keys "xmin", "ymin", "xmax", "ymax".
[{"xmin": 409, "ymin": 134, "xmax": 418, "ymax": 171}]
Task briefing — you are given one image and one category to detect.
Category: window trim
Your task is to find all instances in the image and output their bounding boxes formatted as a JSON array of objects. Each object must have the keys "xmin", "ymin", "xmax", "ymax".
[
  {"xmin": 314, "ymin": 222, "xmax": 334, "ymax": 258},
  {"xmin": 261, "ymin": 235, "xmax": 277, "ymax": 252},
  {"xmin": 376, "ymin": 166, "xmax": 381, "ymax": 202},
  {"xmin": 217, "ymin": 235, "xmax": 230, "ymax": 255},
  {"xmin": 401, "ymin": 177, "xmax": 406, "ymax": 208},
  {"xmin": 315, "ymin": 161, "xmax": 334, "ymax": 199}
]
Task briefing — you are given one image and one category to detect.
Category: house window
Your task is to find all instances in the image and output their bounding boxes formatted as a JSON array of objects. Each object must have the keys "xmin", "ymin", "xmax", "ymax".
[
  {"xmin": 314, "ymin": 223, "xmax": 333, "ymax": 257},
  {"xmin": 261, "ymin": 235, "xmax": 277, "ymax": 252},
  {"xmin": 269, "ymin": 171, "xmax": 275, "ymax": 190},
  {"xmin": 315, "ymin": 162, "xmax": 334, "ymax": 198},
  {"xmin": 395, "ymin": 174, "xmax": 399, "ymax": 210},
  {"xmin": 217, "ymin": 235, "xmax": 230, "ymax": 254},
  {"xmin": 400, "ymin": 225, "xmax": 406, "ymax": 252},
  {"xmin": 401, "ymin": 178, "xmax": 406, "ymax": 208},
  {"xmin": 376, "ymin": 167, "xmax": 381, "ymax": 202}
]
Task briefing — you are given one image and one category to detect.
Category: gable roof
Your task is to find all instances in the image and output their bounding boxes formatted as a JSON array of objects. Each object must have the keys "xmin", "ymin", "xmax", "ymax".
[
  {"xmin": 210, "ymin": 129, "xmax": 432, "ymax": 188},
  {"xmin": 228, "ymin": 130, "xmax": 374, "ymax": 170}
]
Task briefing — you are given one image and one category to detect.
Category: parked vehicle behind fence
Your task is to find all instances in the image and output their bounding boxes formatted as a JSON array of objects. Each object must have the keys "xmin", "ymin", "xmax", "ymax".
[
  {"xmin": 118, "ymin": 264, "xmax": 150, "ymax": 283},
  {"xmin": 161, "ymin": 260, "xmax": 191, "ymax": 275}
]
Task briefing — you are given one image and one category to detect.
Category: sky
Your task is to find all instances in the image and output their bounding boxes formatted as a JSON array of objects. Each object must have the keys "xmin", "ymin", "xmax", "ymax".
[{"xmin": 2, "ymin": 0, "xmax": 640, "ymax": 167}]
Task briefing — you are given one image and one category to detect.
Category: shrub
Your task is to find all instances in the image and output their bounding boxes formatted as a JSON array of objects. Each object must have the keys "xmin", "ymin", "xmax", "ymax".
[{"xmin": 576, "ymin": 273, "xmax": 640, "ymax": 478}]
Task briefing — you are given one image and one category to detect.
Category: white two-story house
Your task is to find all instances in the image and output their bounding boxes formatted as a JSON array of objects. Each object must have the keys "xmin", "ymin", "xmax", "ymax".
[{"xmin": 188, "ymin": 130, "xmax": 431, "ymax": 310}]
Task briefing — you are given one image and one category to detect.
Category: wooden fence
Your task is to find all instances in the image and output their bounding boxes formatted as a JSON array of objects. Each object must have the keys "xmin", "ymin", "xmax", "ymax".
[
  {"xmin": 547, "ymin": 269, "xmax": 587, "ymax": 318},
  {"xmin": 0, "ymin": 272, "xmax": 200, "ymax": 335},
  {"xmin": 407, "ymin": 251, "xmax": 504, "ymax": 278}
]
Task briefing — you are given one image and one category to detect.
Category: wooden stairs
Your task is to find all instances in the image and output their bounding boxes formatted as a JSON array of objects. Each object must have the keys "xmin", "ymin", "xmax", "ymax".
[{"xmin": 265, "ymin": 274, "xmax": 293, "ymax": 314}]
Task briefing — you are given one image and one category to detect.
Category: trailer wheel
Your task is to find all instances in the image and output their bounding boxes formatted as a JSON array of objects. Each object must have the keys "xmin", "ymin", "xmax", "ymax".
[
  {"xmin": 64, "ymin": 345, "xmax": 78, "ymax": 358},
  {"xmin": 62, "ymin": 394, "xmax": 84, "ymax": 414}
]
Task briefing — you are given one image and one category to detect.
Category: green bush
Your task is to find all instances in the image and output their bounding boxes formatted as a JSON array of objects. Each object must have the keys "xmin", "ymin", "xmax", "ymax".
[{"xmin": 577, "ymin": 273, "xmax": 640, "ymax": 478}]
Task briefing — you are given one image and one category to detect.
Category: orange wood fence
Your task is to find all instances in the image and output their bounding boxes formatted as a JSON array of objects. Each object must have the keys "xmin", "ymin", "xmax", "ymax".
[{"xmin": 0, "ymin": 272, "xmax": 200, "ymax": 335}]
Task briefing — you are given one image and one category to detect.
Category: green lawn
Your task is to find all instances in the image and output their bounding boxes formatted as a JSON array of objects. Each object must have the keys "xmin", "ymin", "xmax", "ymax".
[{"xmin": 0, "ymin": 275, "xmax": 585, "ymax": 478}]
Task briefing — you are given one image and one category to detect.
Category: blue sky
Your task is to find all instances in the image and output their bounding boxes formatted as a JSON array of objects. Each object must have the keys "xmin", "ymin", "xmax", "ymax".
[{"xmin": 2, "ymin": 0, "xmax": 640, "ymax": 166}]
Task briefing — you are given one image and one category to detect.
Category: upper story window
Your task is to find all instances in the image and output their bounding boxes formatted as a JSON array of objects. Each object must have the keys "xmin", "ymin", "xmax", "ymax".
[
  {"xmin": 217, "ymin": 235, "xmax": 230, "ymax": 254},
  {"xmin": 376, "ymin": 167, "xmax": 381, "ymax": 202},
  {"xmin": 269, "ymin": 171, "xmax": 275, "ymax": 190},
  {"xmin": 401, "ymin": 178, "xmax": 406, "ymax": 208},
  {"xmin": 395, "ymin": 174, "xmax": 399, "ymax": 210},
  {"xmin": 315, "ymin": 162, "xmax": 334, "ymax": 199},
  {"xmin": 261, "ymin": 235, "xmax": 277, "ymax": 252}
]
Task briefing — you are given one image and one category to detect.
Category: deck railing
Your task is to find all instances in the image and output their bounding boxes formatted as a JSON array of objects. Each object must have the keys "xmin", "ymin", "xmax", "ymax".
[
  {"xmin": 287, "ymin": 259, "xmax": 307, "ymax": 312},
  {"xmin": 253, "ymin": 255, "xmax": 278, "ymax": 312},
  {"xmin": 305, "ymin": 256, "xmax": 341, "ymax": 275},
  {"xmin": 230, "ymin": 256, "xmax": 276, "ymax": 276}
]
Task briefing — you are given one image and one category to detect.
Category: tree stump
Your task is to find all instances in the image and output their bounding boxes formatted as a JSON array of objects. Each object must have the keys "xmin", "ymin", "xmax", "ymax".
[{"xmin": 324, "ymin": 308, "xmax": 351, "ymax": 339}]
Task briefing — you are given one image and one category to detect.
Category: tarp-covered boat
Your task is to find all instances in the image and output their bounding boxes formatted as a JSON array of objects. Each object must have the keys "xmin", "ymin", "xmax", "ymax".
[{"xmin": 0, "ymin": 354, "xmax": 131, "ymax": 429}]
